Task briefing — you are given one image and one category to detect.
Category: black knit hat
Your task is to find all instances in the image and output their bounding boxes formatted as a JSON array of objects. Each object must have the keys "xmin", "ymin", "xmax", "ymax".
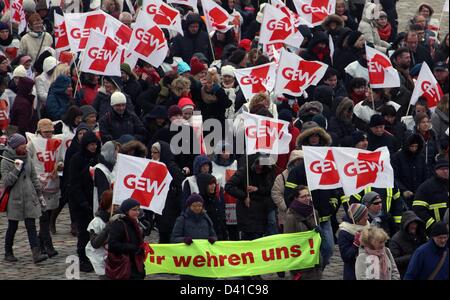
[
  {"xmin": 185, "ymin": 193, "xmax": 204, "ymax": 208},
  {"xmin": 352, "ymin": 130, "xmax": 368, "ymax": 146},
  {"xmin": 369, "ymin": 114, "xmax": 385, "ymax": 127},
  {"xmin": 347, "ymin": 31, "xmax": 363, "ymax": 47},
  {"xmin": 430, "ymin": 222, "xmax": 449, "ymax": 237}
]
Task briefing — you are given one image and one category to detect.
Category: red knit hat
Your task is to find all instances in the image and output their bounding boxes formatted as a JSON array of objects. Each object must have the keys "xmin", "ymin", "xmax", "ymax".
[
  {"xmin": 239, "ymin": 39, "xmax": 252, "ymax": 52},
  {"xmin": 190, "ymin": 56, "xmax": 206, "ymax": 76},
  {"xmin": 178, "ymin": 97, "xmax": 195, "ymax": 111}
]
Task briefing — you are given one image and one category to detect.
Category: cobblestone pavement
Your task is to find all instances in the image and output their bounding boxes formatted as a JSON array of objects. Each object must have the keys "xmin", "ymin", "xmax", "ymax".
[{"xmin": 0, "ymin": 205, "xmax": 343, "ymax": 280}]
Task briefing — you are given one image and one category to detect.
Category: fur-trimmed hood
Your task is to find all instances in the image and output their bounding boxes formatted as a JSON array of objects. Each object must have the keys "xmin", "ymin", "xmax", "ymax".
[
  {"xmin": 322, "ymin": 14, "xmax": 344, "ymax": 32},
  {"xmin": 296, "ymin": 126, "xmax": 332, "ymax": 148},
  {"xmin": 120, "ymin": 140, "xmax": 148, "ymax": 158},
  {"xmin": 336, "ymin": 97, "xmax": 354, "ymax": 120}
]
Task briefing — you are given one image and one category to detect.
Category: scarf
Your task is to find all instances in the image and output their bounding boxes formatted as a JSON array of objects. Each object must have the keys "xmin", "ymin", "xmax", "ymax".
[
  {"xmin": 350, "ymin": 91, "xmax": 367, "ymax": 104},
  {"xmin": 420, "ymin": 130, "xmax": 431, "ymax": 142},
  {"xmin": 290, "ymin": 200, "xmax": 313, "ymax": 218},
  {"xmin": 378, "ymin": 23, "xmax": 392, "ymax": 42},
  {"xmin": 364, "ymin": 247, "xmax": 389, "ymax": 280},
  {"xmin": 339, "ymin": 221, "xmax": 370, "ymax": 235},
  {"xmin": 312, "ymin": 44, "xmax": 330, "ymax": 62}
]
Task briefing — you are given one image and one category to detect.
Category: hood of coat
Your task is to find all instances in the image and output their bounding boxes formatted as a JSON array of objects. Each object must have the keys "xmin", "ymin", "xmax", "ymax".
[
  {"xmin": 336, "ymin": 97, "xmax": 354, "ymax": 121},
  {"xmin": 16, "ymin": 77, "xmax": 35, "ymax": 97},
  {"xmin": 336, "ymin": 27, "xmax": 353, "ymax": 49},
  {"xmin": 196, "ymin": 173, "xmax": 216, "ymax": 200},
  {"xmin": 184, "ymin": 13, "xmax": 203, "ymax": 37},
  {"xmin": 402, "ymin": 133, "xmax": 424, "ymax": 156},
  {"xmin": 322, "ymin": 14, "xmax": 344, "ymax": 32},
  {"xmin": 99, "ymin": 141, "xmax": 117, "ymax": 169},
  {"xmin": 49, "ymin": 75, "xmax": 72, "ymax": 95},
  {"xmin": 362, "ymin": 2, "xmax": 380, "ymax": 22},
  {"xmin": 400, "ymin": 210, "xmax": 425, "ymax": 234},
  {"xmin": 212, "ymin": 140, "xmax": 235, "ymax": 166},
  {"xmin": 80, "ymin": 131, "xmax": 101, "ymax": 157},
  {"xmin": 296, "ymin": 127, "xmax": 332, "ymax": 148},
  {"xmin": 307, "ymin": 31, "xmax": 329, "ymax": 53},
  {"xmin": 193, "ymin": 155, "xmax": 212, "ymax": 176},
  {"xmin": 287, "ymin": 150, "xmax": 304, "ymax": 169}
]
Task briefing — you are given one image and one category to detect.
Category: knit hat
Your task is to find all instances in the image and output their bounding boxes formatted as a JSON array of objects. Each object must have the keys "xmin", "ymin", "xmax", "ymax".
[
  {"xmin": 239, "ymin": 39, "xmax": 252, "ymax": 52},
  {"xmin": 119, "ymin": 198, "xmax": 141, "ymax": 215},
  {"xmin": 80, "ymin": 105, "xmax": 97, "ymax": 121},
  {"xmin": 312, "ymin": 114, "xmax": 327, "ymax": 129},
  {"xmin": 8, "ymin": 133, "xmax": 26, "ymax": 149},
  {"xmin": 116, "ymin": 134, "xmax": 135, "ymax": 145},
  {"xmin": 278, "ymin": 109, "xmax": 293, "ymax": 123},
  {"xmin": 35, "ymin": 0, "xmax": 47, "ymax": 11},
  {"xmin": 378, "ymin": 11, "xmax": 388, "ymax": 19},
  {"xmin": 192, "ymin": 52, "xmax": 209, "ymax": 64},
  {"xmin": 190, "ymin": 56, "xmax": 206, "ymax": 76},
  {"xmin": 352, "ymin": 130, "xmax": 368, "ymax": 146},
  {"xmin": 414, "ymin": 112, "xmax": 429, "ymax": 125},
  {"xmin": 23, "ymin": 0, "xmax": 36, "ymax": 13},
  {"xmin": 185, "ymin": 193, "xmax": 204, "ymax": 207},
  {"xmin": 434, "ymin": 61, "xmax": 448, "ymax": 72},
  {"xmin": 347, "ymin": 31, "xmax": 363, "ymax": 47},
  {"xmin": 37, "ymin": 118, "xmax": 54, "ymax": 132},
  {"xmin": 43, "ymin": 56, "xmax": 58, "ymax": 73},
  {"xmin": 177, "ymin": 61, "xmax": 191, "ymax": 75},
  {"xmin": 76, "ymin": 122, "xmax": 90, "ymax": 133},
  {"xmin": 434, "ymin": 159, "xmax": 449, "ymax": 170},
  {"xmin": 178, "ymin": 97, "xmax": 195, "ymax": 111},
  {"xmin": 369, "ymin": 114, "xmax": 385, "ymax": 127},
  {"xmin": 430, "ymin": 222, "xmax": 449, "ymax": 237},
  {"xmin": 221, "ymin": 65, "xmax": 236, "ymax": 77},
  {"xmin": 362, "ymin": 191, "xmax": 382, "ymax": 207},
  {"xmin": 0, "ymin": 22, "xmax": 9, "ymax": 31},
  {"xmin": 348, "ymin": 203, "xmax": 368, "ymax": 223},
  {"xmin": 301, "ymin": 121, "xmax": 319, "ymax": 131},
  {"xmin": 168, "ymin": 105, "xmax": 183, "ymax": 119},
  {"xmin": 110, "ymin": 91, "xmax": 127, "ymax": 106},
  {"xmin": 120, "ymin": 63, "xmax": 137, "ymax": 79}
]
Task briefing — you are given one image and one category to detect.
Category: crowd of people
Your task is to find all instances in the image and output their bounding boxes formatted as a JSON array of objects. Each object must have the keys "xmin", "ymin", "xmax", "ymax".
[{"xmin": 0, "ymin": 0, "xmax": 448, "ymax": 280}]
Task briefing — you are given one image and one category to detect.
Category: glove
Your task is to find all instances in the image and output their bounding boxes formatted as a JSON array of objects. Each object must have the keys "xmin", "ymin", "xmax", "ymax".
[
  {"xmin": 353, "ymin": 231, "xmax": 361, "ymax": 247},
  {"xmin": 314, "ymin": 226, "xmax": 323, "ymax": 236},
  {"xmin": 38, "ymin": 195, "xmax": 47, "ymax": 208},
  {"xmin": 14, "ymin": 159, "xmax": 23, "ymax": 171},
  {"xmin": 184, "ymin": 237, "xmax": 193, "ymax": 245},
  {"xmin": 208, "ymin": 237, "xmax": 217, "ymax": 244}
]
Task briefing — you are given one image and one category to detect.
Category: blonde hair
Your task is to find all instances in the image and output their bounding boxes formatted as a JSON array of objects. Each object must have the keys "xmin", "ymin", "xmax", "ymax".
[
  {"xmin": 360, "ymin": 227, "xmax": 389, "ymax": 248},
  {"xmin": 205, "ymin": 68, "xmax": 220, "ymax": 84},
  {"xmin": 50, "ymin": 63, "xmax": 70, "ymax": 84},
  {"xmin": 170, "ymin": 77, "xmax": 191, "ymax": 97}
]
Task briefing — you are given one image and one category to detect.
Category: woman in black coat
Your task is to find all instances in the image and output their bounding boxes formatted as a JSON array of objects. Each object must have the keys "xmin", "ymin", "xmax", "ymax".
[
  {"xmin": 108, "ymin": 198, "xmax": 145, "ymax": 280},
  {"xmin": 328, "ymin": 97, "xmax": 356, "ymax": 146},
  {"xmin": 68, "ymin": 131, "xmax": 101, "ymax": 272}
]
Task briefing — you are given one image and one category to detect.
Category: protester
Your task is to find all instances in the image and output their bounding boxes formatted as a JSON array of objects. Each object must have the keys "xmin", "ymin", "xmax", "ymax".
[
  {"xmin": 361, "ymin": 192, "xmax": 397, "ymax": 237},
  {"xmin": 9, "ymin": 77, "xmax": 38, "ymax": 135}
]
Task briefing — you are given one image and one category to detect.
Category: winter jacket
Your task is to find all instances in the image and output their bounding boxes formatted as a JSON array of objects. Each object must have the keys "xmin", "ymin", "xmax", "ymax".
[
  {"xmin": 225, "ymin": 154, "xmax": 275, "ymax": 234},
  {"xmin": 198, "ymin": 85, "xmax": 232, "ymax": 127},
  {"xmin": 92, "ymin": 89, "xmax": 135, "ymax": 120},
  {"xmin": 355, "ymin": 247, "xmax": 400, "ymax": 280},
  {"xmin": 413, "ymin": 174, "xmax": 449, "ymax": 234},
  {"xmin": 409, "ymin": 44, "xmax": 434, "ymax": 70},
  {"xmin": 358, "ymin": 3, "xmax": 391, "ymax": 53},
  {"xmin": 328, "ymin": 98, "xmax": 356, "ymax": 146},
  {"xmin": 99, "ymin": 109, "xmax": 146, "ymax": 143},
  {"xmin": 296, "ymin": 126, "xmax": 333, "ymax": 148},
  {"xmin": 367, "ymin": 130, "xmax": 400, "ymax": 155},
  {"xmin": 404, "ymin": 239, "xmax": 449, "ymax": 280},
  {"xmin": 337, "ymin": 218, "xmax": 371, "ymax": 280},
  {"xmin": 408, "ymin": 128, "xmax": 440, "ymax": 174},
  {"xmin": 272, "ymin": 150, "xmax": 304, "ymax": 226},
  {"xmin": 171, "ymin": 208, "xmax": 217, "ymax": 242},
  {"xmin": 154, "ymin": 141, "xmax": 184, "ymax": 237},
  {"xmin": 10, "ymin": 77, "xmax": 38, "ymax": 135},
  {"xmin": 182, "ymin": 155, "xmax": 213, "ymax": 203},
  {"xmin": 389, "ymin": 210, "xmax": 427, "ymax": 278},
  {"xmin": 68, "ymin": 132, "xmax": 100, "ymax": 218},
  {"xmin": 122, "ymin": 77, "xmax": 143, "ymax": 116},
  {"xmin": 171, "ymin": 14, "xmax": 213, "ymax": 64},
  {"xmin": 108, "ymin": 216, "xmax": 145, "ymax": 280},
  {"xmin": 86, "ymin": 209, "xmax": 110, "ymax": 276},
  {"xmin": 301, "ymin": 31, "xmax": 332, "ymax": 65},
  {"xmin": 0, "ymin": 147, "xmax": 43, "ymax": 221},
  {"xmin": 34, "ymin": 72, "xmax": 51, "ymax": 106},
  {"xmin": 431, "ymin": 108, "xmax": 449, "ymax": 141},
  {"xmin": 348, "ymin": 186, "xmax": 405, "ymax": 228},
  {"xmin": 18, "ymin": 31, "xmax": 53, "ymax": 63},
  {"xmin": 392, "ymin": 133, "xmax": 428, "ymax": 196},
  {"xmin": 45, "ymin": 75, "xmax": 72, "ymax": 121}
]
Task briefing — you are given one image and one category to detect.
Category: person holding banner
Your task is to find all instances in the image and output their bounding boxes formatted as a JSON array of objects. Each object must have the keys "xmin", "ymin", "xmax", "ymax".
[
  {"xmin": 284, "ymin": 185, "xmax": 322, "ymax": 280},
  {"xmin": 337, "ymin": 203, "xmax": 370, "ymax": 280},
  {"xmin": 107, "ymin": 198, "xmax": 146, "ymax": 280}
]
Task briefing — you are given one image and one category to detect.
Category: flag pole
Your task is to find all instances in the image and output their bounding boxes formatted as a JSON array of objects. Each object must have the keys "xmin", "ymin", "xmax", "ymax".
[
  {"xmin": 73, "ymin": 52, "xmax": 83, "ymax": 99},
  {"xmin": 405, "ymin": 104, "xmax": 412, "ymax": 117},
  {"xmin": 208, "ymin": 33, "xmax": 217, "ymax": 62},
  {"xmin": 0, "ymin": 155, "xmax": 15, "ymax": 164},
  {"xmin": 310, "ymin": 193, "xmax": 319, "ymax": 227}
]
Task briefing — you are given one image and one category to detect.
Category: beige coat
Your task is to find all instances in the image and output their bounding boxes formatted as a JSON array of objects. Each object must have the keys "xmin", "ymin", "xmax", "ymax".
[
  {"xmin": 358, "ymin": 2, "xmax": 391, "ymax": 53},
  {"xmin": 18, "ymin": 31, "xmax": 53, "ymax": 63}
]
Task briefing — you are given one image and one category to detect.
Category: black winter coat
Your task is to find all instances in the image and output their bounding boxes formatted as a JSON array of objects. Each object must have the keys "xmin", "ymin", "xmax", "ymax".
[
  {"xmin": 123, "ymin": 78, "xmax": 143, "ymax": 116},
  {"xmin": 108, "ymin": 217, "xmax": 145, "ymax": 280},
  {"xmin": 92, "ymin": 91, "xmax": 135, "ymax": 120},
  {"xmin": 328, "ymin": 117, "xmax": 356, "ymax": 146},
  {"xmin": 198, "ymin": 85, "xmax": 232, "ymax": 127},
  {"xmin": 367, "ymin": 131, "xmax": 400, "ymax": 154},
  {"xmin": 388, "ymin": 210, "xmax": 427, "ymax": 278},
  {"xmin": 171, "ymin": 208, "xmax": 217, "ymax": 242},
  {"xmin": 99, "ymin": 110, "xmax": 146, "ymax": 143}
]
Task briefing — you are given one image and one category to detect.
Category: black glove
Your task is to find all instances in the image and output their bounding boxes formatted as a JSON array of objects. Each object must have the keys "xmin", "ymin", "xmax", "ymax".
[
  {"xmin": 314, "ymin": 226, "xmax": 323, "ymax": 236},
  {"xmin": 184, "ymin": 237, "xmax": 193, "ymax": 245},
  {"xmin": 208, "ymin": 237, "xmax": 217, "ymax": 244}
]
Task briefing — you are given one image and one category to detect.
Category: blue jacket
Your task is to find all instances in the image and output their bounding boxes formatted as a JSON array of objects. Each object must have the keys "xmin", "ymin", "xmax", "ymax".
[
  {"xmin": 337, "ymin": 221, "xmax": 359, "ymax": 280},
  {"xmin": 45, "ymin": 75, "xmax": 72, "ymax": 121},
  {"xmin": 404, "ymin": 239, "xmax": 449, "ymax": 280},
  {"xmin": 170, "ymin": 208, "xmax": 217, "ymax": 243}
]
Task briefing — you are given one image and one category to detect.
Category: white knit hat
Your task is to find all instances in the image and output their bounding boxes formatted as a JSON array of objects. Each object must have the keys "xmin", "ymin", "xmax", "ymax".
[
  {"xmin": 43, "ymin": 57, "xmax": 58, "ymax": 73},
  {"xmin": 110, "ymin": 91, "xmax": 127, "ymax": 106},
  {"xmin": 256, "ymin": 3, "xmax": 267, "ymax": 24},
  {"xmin": 12, "ymin": 65, "xmax": 26, "ymax": 78},
  {"xmin": 23, "ymin": 0, "xmax": 36, "ymax": 13},
  {"xmin": 221, "ymin": 65, "xmax": 236, "ymax": 77}
]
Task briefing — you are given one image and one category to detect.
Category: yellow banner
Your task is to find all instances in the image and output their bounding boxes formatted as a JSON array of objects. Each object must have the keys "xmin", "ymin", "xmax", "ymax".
[{"xmin": 144, "ymin": 231, "xmax": 321, "ymax": 278}]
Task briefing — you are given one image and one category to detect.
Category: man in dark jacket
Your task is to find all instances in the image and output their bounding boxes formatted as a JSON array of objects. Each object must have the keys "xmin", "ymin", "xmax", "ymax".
[
  {"xmin": 328, "ymin": 97, "xmax": 356, "ymax": 146},
  {"xmin": 391, "ymin": 47, "xmax": 415, "ymax": 115},
  {"xmin": 389, "ymin": 210, "xmax": 427, "ymax": 278},
  {"xmin": 121, "ymin": 63, "xmax": 143, "ymax": 116},
  {"xmin": 405, "ymin": 31, "xmax": 434, "ymax": 69},
  {"xmin": 367, "ymin": 114, "xmax": 400, "ymax": 154},
  {"xmin": 413, "ymin": 159, "xmax": 449, "ymax": 235},
  {"xmin": 99, "ymin": 91, "xmax": 147, "ymax": 143},
  {"xmin": 10, "ymin": 77, "xmax": 38, "ymax": 135},
  {"xmin": 392, "ymin": 133, "xmax": 428, "ymax": 208},
  {"xmin": 171, "ymin": 13, "xmax": 213, "ymax": 65},
  {"xmin": 68, "ymin": 131, "xmax": 101, "ymax": 272},
  {"xmin": 362, "ymin": 192, "xmax": 397, "ymax": 237}
]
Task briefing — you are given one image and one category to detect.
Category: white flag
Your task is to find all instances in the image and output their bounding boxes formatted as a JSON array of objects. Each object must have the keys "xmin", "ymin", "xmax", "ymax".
[
  {"xmin": 201, "ymin": 0, "xmax": 233, "ymax": 37},
  {"xmin": 113, "ymin": 154, "xmax": 173, "ymax": 214},
  {"xmin": 260, "ymin": 4, "xmax": 303, "ymax": 47},
  {"xmin": 303, "ymin": 146, "xmax": 342, "ymax": 191},
  {"xmin": 332, "ymin": 147, "xmax": 394, "ymax": 196},
  {"xmin": 409, "ymin": 62, "xmax": 444, "ymax": 110},
  {"xmin": 271, "ymin": 0, "xmax": 302, "ymax": 26},
  {"xmin": 11, "ymin": 0, "xmax": 27, "ymax": 34},
  {"xmin": 65, "ymin": 11, "xmax": 109, "ymax": 52},
  {"xmin": 274, "ymin": 48, "xmax": 328, "ymax": 97},
  {"xmin": 365, "ymin": 44, "xmax": 400, "ymax": 88},
  {"xmin": 243, "ymin": 112, "xmax": 292, "ymax": 155},
  {"xmin": 141, "ymin": 0, "xmax": 184, "ymax": 36},
  {"xmin": 167, "ymin": 0, "xmax": 198, "ymax": 11},
  {"xmin": 234, "ymin": 62, "xmax": 277, "ymax": 100},
  {"xmin": 54, "ymin": 12, "xmax": 71, "ymax": 54},
  {"xmin": 293, "ymin": 0, "xmax": 336, "ymax": 27},
  {"xmin": 80, "ymin": 30, "xmax": 122, "ymax": 76}
]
